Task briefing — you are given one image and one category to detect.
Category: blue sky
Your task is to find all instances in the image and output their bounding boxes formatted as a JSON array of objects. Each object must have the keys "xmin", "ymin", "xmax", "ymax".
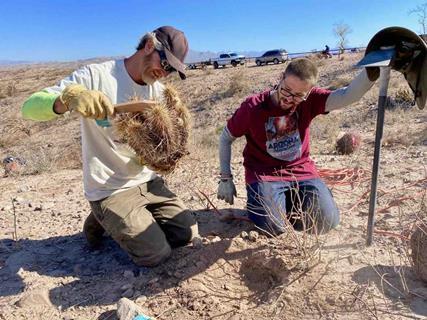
[{"xmin": 0, "ymin": 0, "xmax": 424, "ymax": 61}]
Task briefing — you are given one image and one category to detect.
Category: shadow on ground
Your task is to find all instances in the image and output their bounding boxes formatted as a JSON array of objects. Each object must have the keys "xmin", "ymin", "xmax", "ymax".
[
  {"xmin": 0, "ymin": 209, "xmax": 259, "ymax": 310},
  {"xmin": 352, "ymin": 264, "xmax": 427, "ymax": 317}
]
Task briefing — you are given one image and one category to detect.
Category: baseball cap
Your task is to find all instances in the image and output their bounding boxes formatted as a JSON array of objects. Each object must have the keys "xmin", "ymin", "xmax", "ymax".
[
  {"xmin": 153, "ymin": 26, "xmax": 189, "ymax": 80},
  {"xmin": 364, "ymin": 26, "xmax": 427, "ymax": 109}
]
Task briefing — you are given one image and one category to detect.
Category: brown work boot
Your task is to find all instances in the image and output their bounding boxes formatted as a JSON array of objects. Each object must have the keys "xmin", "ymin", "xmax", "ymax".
[{"xmin": 83, "ymin": 211, "xmax": 105, "ymax": 249}]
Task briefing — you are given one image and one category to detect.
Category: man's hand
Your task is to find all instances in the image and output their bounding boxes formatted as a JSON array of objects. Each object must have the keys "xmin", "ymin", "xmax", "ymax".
[
  {"xmin": 60, "ymin": 84, "xmax": 114, "ymax": 119},
  {"xmin": 217, "ymin": 178, "xmax": 237, "ymax": 205}
]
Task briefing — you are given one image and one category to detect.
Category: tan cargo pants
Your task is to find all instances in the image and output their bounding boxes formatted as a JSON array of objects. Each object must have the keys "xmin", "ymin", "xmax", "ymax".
[{"xmin": 87, "ymin": 177, "xmax": 198, "ymax": 267}]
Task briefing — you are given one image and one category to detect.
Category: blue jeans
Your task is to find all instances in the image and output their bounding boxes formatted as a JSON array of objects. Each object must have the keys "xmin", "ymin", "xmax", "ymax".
[{"xmin": 246, "ymin": 179, "xmax": 339, "ymax": 235}]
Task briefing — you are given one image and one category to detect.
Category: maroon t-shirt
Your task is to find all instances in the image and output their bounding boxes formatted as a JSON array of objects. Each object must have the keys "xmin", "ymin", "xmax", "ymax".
[{"xmin": 227, "ymin": 88, "xmax": 331, "ymax": 184}]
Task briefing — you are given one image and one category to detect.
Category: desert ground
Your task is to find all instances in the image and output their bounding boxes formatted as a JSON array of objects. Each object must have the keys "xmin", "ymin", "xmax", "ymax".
[{"xmin": 0, "ymin": 53, "xmax": 426, "ymax": 319}]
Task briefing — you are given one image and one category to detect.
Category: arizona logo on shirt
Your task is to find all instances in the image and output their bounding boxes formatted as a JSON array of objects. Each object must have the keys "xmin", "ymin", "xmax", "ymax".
[{"xmin": 265, "ymin": 115, "xmax": 302, "ymax": 161}]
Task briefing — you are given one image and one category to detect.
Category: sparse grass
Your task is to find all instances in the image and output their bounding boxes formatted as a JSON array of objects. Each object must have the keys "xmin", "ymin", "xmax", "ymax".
[
  {"xmin": 22, "ymin": 142, "xmax": 82, "ymax": 175},
  {"xmin": 311, "ymin": 114, "xmax": 342, "ymax": 154},
  {"xmin": 0, "ymin": 81, "xmax": 17, "ymax": 98},
  {"xmin": 221, "ymin": 70, "xmax": 250, "ymax": 98},
  {"xmin": 0, "ymin": 118, "xmax": 31, "ymax": 148}
]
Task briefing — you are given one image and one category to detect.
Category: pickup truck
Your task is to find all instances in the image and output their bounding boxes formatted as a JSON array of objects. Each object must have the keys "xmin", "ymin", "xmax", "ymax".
[{"xmin": 211, "ymin": 52, "xmax": 246, "ymax": 69}]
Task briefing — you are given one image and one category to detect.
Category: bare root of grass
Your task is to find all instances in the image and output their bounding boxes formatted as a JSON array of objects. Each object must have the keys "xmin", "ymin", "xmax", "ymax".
[{"xmin": 113, "ymin": 85, "xmax": 191, "ymax": 174}]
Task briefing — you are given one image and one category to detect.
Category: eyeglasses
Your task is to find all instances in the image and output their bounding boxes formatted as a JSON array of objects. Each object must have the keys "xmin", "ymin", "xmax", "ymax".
[
  {"xmin": 156, "ymin": 50, "xmax": 176, "ymax": 74},
  {"xmin": 279, "ymin": 82, "xmax": 311, "ymax": 103}
]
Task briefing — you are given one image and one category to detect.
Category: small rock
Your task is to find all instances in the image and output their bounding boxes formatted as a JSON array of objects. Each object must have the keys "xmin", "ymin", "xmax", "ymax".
[
  {"xmin": 123, "ymin": 270, "xmax": 135, "ymax": 279},
  {"xmin": 121, "ymin": 283, "xmax": 133, "ymax": 291},
  {"xmin": 135, "ymin": 295, "xmax": 147, "ymax": 305},
  {"xmin": 116, "ymin": 297, "xmax": 145, "ymax": 320},
  {"xmin": 122, "ymin": 288, "xmax": 134, "ymax": 298},
  {"xmin": 16, "ymin": 289, "xmax": 53, "ymax": 308},
  {"xmin": 147, "ymin": 277, "xmax": 159, "ymax": 285},
  {"xmin": 240, "ymin": 231, "xmax": 248, "ymax": 239},
  {"xmin": 248, "ymin": 231, "xmax": 259, "ymax": 242},
  {"xmin": 326, "ymin": 296, "xmax": 336, "ymax": 305},
  {"xmin": 192, "ymin": 237, "xmax": 203, "ymax": 248},
  {"xmin": 174, "ymin": 270, "xmax": 184, "ymax": 278},
  {"xmin": 211, "ymin": 236, "xmax": 221, "ymax": 243}
]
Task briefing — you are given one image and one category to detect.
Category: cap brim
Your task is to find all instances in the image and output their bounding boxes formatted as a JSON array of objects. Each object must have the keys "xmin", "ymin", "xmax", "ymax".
[
  {"xmin": 164, "ymin": 49, "xmax": 187, "ymax": 80},
  {"xmin": 356, "ymin": 48, "xmax": 395, "ymax": 67}
]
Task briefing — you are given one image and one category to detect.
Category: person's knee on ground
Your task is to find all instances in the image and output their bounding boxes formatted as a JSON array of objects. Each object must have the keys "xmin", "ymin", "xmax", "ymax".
[
  {"xmin": 165, "ymin": 219, "xmax": 199, "ymax": 248},
  {"xmin": 131, "ymin": 243, "xmax": 172, "ymax": 267},
  {"xmin": 297, "ymin": 184, "xmax": 340, "ymax": 235},
  {"xmin": 83, "ymin": 211, "xmax": 105, "ymax": 248}
]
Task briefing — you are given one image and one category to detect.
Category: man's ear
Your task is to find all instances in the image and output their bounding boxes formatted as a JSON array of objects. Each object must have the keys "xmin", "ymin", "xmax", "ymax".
[{"xmin": 143, "ymin": 38, "xmax": 156, "ymax": 55}]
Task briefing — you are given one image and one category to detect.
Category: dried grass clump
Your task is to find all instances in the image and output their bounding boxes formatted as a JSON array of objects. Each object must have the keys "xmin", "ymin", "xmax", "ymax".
[
  {"xmin": 393, "ymin": 88, "xmax": 414, "ymax": 108},
  {"xmin": 113, "ymin": 85, "xmax": 191, "ymax": 174},
  {"xmin": 410, "ymin": 223, "xmax": 427, "ymax": 283},
  {"xmin": 222, "ymin": 70, "xmax": 249, "ymax": 98}
]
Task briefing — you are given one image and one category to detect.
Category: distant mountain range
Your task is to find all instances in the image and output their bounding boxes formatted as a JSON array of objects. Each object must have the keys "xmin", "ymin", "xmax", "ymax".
[
  {"xmin": 0, "ymin": 49, "xmax": 270, "ymax": 66},
  {"xmin": 0, "ymin": 59, "xmax": 33, "ymax": 65}
]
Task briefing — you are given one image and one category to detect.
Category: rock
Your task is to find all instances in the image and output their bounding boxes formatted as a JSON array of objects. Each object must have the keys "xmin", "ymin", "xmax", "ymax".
[
  {"xmin": 16, "ymin": 289, "xmax": 53, "ymax": 308},
  {"xmin": 240, "ymin": 231, "xmax": 248, "ymax": 239},
  {"xmin": 211, "ymin": 236, "xmax": 221, "ymax": 243},
  {"xmin": 116, "ymin": 297, "xmax": 145, "ymax": 320},
  {"xmin": 192, "ymin": 236, "xmax": 203, "ymax": 248},
  {"xmin": 135, "ymin": 295, "xmax": 147, "ymax": 305},
  {"xmin": 147, "ymin": 277, "xmax": 159, "ymax": 285},
  {"xmin": 248, "ymin": 231, "xmax": 259, "ymax": 242},
  {"xmin": 122, "ymin": 288, "xmax": 134, "ymax": 298},
  {"xmin": 121, "ymin": 283, "xmax": 133, "ymax": 291},
  {"xmin": 123, "ymin": 270, "xmax": 135, "ymax": 279}
]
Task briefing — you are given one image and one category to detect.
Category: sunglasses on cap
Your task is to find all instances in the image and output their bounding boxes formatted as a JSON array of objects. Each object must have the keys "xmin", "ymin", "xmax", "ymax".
[{"xmin": 156, "ymin": 50, "xmax": 176, "ymax": 74}]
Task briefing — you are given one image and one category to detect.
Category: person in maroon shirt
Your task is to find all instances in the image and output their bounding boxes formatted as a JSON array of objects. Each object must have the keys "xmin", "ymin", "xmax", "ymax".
[{"xmin": 217, "ymin": 58, "xmax": 378, "ymax": 235}]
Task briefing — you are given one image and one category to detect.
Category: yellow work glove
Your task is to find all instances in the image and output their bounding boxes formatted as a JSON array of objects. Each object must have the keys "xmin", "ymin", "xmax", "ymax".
[{"xmin": 59, "ymin": 84, "xmax": 114, "ymax": 119}]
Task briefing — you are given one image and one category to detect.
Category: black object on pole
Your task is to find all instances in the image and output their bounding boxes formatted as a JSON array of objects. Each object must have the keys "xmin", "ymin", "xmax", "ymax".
[{"xmin": 366, "ymin": 67, "xmax": 391, "ymax": 246}]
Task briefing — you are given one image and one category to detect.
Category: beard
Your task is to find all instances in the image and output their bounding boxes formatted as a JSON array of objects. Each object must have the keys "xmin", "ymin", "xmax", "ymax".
[
  {"xmin": 279, "ymin": 99, "xmax": 296, "ymax": 110},
  {"xmin": 141, "ymin": 73, "xmax": 156, "ymax": 85}
]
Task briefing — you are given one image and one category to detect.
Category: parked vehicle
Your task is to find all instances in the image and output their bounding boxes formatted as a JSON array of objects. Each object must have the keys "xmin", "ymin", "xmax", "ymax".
[
  {"xmin": 255, "ymin": 49, "xmax": 288, "ymax": 66},
  {"xmin": 186, "ymin": 60, "xmax": 211, "ymax": 69},
  {"xmin": 211, "ymin": 52, "xmax": 246, "ymax": 69}
]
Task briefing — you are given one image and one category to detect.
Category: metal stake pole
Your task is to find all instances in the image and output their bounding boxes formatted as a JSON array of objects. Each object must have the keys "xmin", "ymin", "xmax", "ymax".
[{"xmin": 366, "ymin": 66, "xmax": 391, "ymax": 246}]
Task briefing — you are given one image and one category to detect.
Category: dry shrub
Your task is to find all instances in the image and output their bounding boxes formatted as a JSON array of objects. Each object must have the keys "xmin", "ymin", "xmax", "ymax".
[
  {"xmin": 222, "ymin": 70, "xmax": 249, "ymax": 98},
  {"xmin": 0, "ymin": 119, "xmax": 31, "ymax": 148},
  {"xmin": 6, "ymin": 82, "xmax": 17, "ymax": 97},
  {"xmin": 0, "ymin": 82, "xmax": 17, "ymax": 98},
  {"xmin": 251, "ymin": 185, "xmax": 325, "ymax": 270},
  {"xmin": 113, "ymin": 85, "xmax": 191, "ymax": 174},
  {"xmin": 57, "ymin": 140, "xmax": 82, "ymax": 170},
  {"xmin": 383, "ymin": 131, "xmax": 413, "ymax": 147},
  {"xmin": 22, "ymin": 147, "xmax": 57, "ymax": 175},
  {"xmin": 203, "ymin": 67, "xmax": 213, "ymax": 76},
  {"xmin": 393, "ymin": 87, "xmax": 414, "ymax": 109},
  {"xmin": 410, "ymin": 222, "xmax": 427, "ymax": 282},
  {"xmin": 311, "ymin": 115, "xmax": 341, "ymax": 153}
]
